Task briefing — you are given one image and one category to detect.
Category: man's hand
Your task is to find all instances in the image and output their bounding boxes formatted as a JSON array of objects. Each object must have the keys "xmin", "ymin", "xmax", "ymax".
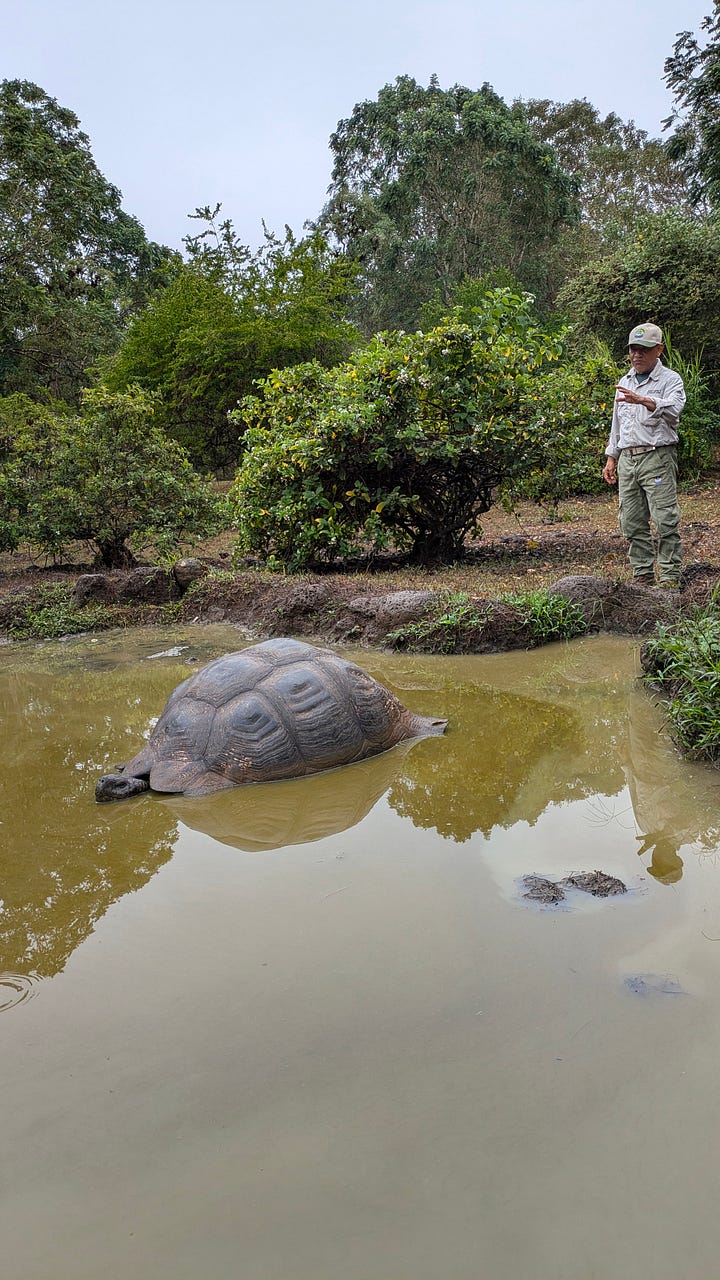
[
  {"xmin": 603, "ymin": 457, "xmax": 618, "ymax": 485},
  {"xmin": 615, "ymin": 385, "xmax": 656, "ymax": 411}
]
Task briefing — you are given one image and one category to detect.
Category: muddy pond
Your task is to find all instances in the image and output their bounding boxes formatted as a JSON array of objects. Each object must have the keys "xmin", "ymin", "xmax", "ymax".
[{"xmin": 2, "ymin": 625, "xmax": 720, "ymax": 1280}]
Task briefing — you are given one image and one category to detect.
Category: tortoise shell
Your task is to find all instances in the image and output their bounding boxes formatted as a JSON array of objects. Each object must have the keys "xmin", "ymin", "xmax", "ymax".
[{"xmin": 96, "ymin": 637, "xmax": 446, "ymax": 801}]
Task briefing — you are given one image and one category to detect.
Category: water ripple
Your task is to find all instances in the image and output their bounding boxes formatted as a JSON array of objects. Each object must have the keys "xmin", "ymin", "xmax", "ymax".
[{"xmin": 0, "ymin": 972, "xmax": 41, "ymax": 1012}]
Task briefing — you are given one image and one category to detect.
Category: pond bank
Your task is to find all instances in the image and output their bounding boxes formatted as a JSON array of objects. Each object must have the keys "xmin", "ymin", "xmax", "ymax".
[
  {"xmin": 3, "ymin": 489, "xmax": 720, "ymax": 648},
  {"xmin": 2, "ymin": 559, "xmax": 720, "ymax": 651}
]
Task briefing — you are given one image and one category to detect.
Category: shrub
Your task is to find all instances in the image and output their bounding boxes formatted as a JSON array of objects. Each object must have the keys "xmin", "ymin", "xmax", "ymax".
[
  {"xmin": 0, "ymin": 387, "xmax": 222, "ymax": 567},
  {"xmin": 505, "ymin": 341, "xmax": 620, "ymax": 515},
  {"xmin": 662, "ymin": 334, "xmax": 720, "ymax": 479},
  {"xmin": 229, "ymin": 293, "xmax": 567, "ymax": 568}
]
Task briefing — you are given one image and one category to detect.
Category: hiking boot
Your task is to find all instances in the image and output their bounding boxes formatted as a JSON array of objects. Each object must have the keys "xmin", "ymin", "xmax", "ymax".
[
  {"xmin": 658, "ymin": 581, "xmax": 680, "ymax": 591},
  {"xmin": 633, "ymin": 574, "xmax": 655, "ymax": 586}
]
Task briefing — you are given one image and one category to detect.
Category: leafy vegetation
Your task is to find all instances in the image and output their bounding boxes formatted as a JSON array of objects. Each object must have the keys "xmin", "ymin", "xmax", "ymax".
[
  {"xmin": 4, "ymin": 11, "xmax": 720, "ymax": 584},
  {"xmin": 386, "ymin": 586, "xmax": 586, "ymax": 651},
  {"xmin": 5, "ymin": 584, "xmax": 111, "ymax": 639},
  {"xmin": 504, "ymin": 341, "xmax": 620, "ymax": 516},
  {"xmin": 319, "ymin": 75, "xmax": 578, "ymax": 331},
  {"xmin": 557, "ymin": 212, "xmax": 720, "ymax": 383},
  {"xmin": 229, "ymin": 291, "xmax": 568, "ymax": 568},
  {"xmin": 500, "ymin": 588, "xmax": 588, "ymax": 644},
  {"xmin": 642, "ymin": 596, "xmax": 720, "ymax": 762},
  {"xmin": 521, "ymin": 97, "xmax": 693, "ymax": 291},
  {"xmin": 386, "ymin": 589, "xmax": 490, "ymax": 653},
  {"xmin": 0, "ymin": 79, "xmax": 172, "ymax": 404},
  {"xmin": 0, "ymin": 387, "xmax": 222, "ymax": 567},
  {"xmin": 662, "ymin": 333, "xmax": 720, "ymax": 476},
  {"xmin": 663, "ymin": 2, "xmax": 720, "ymax": 209},
  {"xmin": 106, "ymin": 211, "xmax": 360, "ymax": 470}
]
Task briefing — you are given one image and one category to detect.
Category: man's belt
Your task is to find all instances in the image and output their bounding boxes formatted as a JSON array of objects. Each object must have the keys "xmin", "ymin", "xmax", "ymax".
[{"xmin": 623, "ymin": 445, "xmax": 657, "ymax": 456}]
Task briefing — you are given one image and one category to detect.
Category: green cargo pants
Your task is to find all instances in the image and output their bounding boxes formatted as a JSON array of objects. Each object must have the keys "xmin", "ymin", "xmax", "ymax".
[{"xmin": 618, "ymin": 445, "xmax": 681, "ymax": 582}]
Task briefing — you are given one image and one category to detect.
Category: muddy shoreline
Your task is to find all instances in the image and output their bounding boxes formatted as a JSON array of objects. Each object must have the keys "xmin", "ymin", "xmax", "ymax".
[
  {"xmin": 2, "ymin": 555, "xmax": 719, "ymax": 652},
  {"xmin": 3, "ymin": 488, "xmax": 720, "ymax": 649}
]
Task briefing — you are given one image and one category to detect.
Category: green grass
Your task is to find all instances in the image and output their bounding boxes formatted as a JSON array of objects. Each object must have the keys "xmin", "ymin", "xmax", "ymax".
[
  {"xmin": 386, "ymin": 589, "xmax": 490, "ymax": 653},
  {"xmin": 642, "ymin": 598, "xmax": 720, "ymax": 762},
  {"xmin": 6, "ymin": 584, "xmax": 112, "ymax": 640},
  {"xmin": 499, "ymin": 588, "xmax": 588, "ymax": 645}
]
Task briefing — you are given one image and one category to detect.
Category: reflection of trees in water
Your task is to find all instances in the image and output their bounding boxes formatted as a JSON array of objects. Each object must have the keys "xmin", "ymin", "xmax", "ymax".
[
  {"xmin": 5, "ymin": 639, "xmax": 720, "ymax": 977},
  {"xmin": 387, "ymin": 682, "xmax": 625, "ymax": 843},
  {"xmin": 0, "ymin": 659, "xmax": 180, "ymax": 977}
]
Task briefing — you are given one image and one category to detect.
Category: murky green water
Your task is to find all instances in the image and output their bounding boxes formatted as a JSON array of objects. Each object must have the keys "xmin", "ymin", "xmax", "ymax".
[{"xmin": 2, "ymin": 625, "xmax": 720, "ymax": 1280}]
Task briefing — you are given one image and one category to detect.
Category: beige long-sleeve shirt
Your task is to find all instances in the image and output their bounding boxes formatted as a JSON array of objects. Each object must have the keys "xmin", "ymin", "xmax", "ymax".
[{"xmin": 605, "ymin": 360, "xmax": 686, "ymax": 458}]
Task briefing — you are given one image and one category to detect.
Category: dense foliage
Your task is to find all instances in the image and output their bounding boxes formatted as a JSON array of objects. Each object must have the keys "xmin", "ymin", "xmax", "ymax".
[
  {"xmin": 521, "ymin": 98, "xmax": 693, "ymax": 291},
  {"xmin": 229, "ymin": 290, "xmax": 575, "ymax": 567},
  {"xmin": 522, "ymin": 99, "xmax": 692, "ymax": 237},
  {"xmin": 505, "ymin": 342, "xmax": 621, "ymax": 514},
  {"xmin": 557, "ymin": 212, "xmax": 720, "ymax": 379},
  {"xmin": 319, "ymin": 76, "xmax": 578, "ymax": 331},
  {"xmin": 0, "ymin": 79, "xmax": 171, "ymax": 403},
  {"xmin": 664, "ymin": 1, "xmax": 720, "ymax": 209},
  {"xmin": 4, "ymin": 7, "xmax": 720, "ymax": 574},
  {"xmin": 0, "ymin": 388, "xmax": 221, "ymax": 566},
  {"xmin": 106, "ymin": 210, "xmax": 360, "ymax": 470}
]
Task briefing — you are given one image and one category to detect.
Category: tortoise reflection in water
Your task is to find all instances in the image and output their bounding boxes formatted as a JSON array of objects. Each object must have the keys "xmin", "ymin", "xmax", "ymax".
[{"xmin": 95, "ymin": 637, "xmax": 447, "ymax": 803}]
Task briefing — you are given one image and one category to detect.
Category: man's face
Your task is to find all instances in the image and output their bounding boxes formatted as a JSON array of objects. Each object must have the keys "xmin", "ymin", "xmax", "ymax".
[{"xmin": 628, "ymin": 343, "xmax": 663, "ymax": 374}]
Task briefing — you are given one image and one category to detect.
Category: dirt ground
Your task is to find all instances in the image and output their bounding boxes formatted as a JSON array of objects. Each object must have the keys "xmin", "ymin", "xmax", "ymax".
[{"xmin": 2, "ymin": 483, "xmax": 720, "ymax": 643}]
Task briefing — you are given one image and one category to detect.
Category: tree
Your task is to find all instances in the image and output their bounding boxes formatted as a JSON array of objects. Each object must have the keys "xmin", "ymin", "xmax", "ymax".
[
  {"xmin": 519, "ymin": 98, "xmax": 693, "ymax": 287},
  {"xmin": 664, "ymin": 2, "xmax": 720, "ymax": 209},
  {"xmin": 522, "ymin": 99, "xmax": 692, "ymax": 237},
  {"xmin": 0, "ymin": 387, "xmax": 221, "ymax": 567},
  {"xmin": 229, "ymin": 291, "xmax": 568, "ymax": 567},
  {"xmin": 0, "ymin": 79, "xmax": 172, "ymax": 402},
  {"xmin": 557, "ymin": 212, "xmax": 720, "ymax": 381},
  {"xmin": 318, "ymin": 76, "xmax": 579, "ymax": 332},
  {"xmin": 106, "ymin": 209, "xmax": 360, "ymax": 471}
]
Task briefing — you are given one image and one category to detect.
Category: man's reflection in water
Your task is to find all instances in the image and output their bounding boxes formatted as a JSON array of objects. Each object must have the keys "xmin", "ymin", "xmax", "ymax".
[
  {"xmin": 620, "ymin": 690, "xmax": 720, "ymax": 885},
  {"xmin": 635, "ymin": 833, "xmax": 684, "ymax": 885}
]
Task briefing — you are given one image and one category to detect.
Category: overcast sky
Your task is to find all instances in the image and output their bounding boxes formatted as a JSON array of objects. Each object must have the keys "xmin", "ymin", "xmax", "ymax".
[{"xmin": 2, "ymin": 0, "xmax": 711, "ymax": 252}]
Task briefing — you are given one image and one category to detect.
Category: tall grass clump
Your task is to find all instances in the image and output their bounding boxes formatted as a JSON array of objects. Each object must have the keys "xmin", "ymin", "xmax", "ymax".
[
  {"xmin": 663, "ymin": 333, "xmax": 720, "ymax": 480},
  {"xmin": 642, "ymin": 597, "xmax": 720, "ymax": 762},
  {"xmin": 500, "ymin": 588, "xmax": 588, "ymax": 645}
]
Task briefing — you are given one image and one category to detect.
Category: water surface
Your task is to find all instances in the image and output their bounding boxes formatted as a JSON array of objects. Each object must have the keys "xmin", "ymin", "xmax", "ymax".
[{"xmin": 2, "ymin": 626, "xmax": 720, "ymax": 1279}]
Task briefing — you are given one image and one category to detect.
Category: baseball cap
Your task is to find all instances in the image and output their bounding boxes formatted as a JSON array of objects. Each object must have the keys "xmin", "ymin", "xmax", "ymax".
[{"xmin": 628, "ymin": 323, "xmax": 663, "ymax": 348}]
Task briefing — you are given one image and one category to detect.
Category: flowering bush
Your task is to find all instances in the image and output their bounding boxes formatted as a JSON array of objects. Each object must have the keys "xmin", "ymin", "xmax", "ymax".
[
  {"xmin": 505, "ymin": 342, "xmax": 621, "ymax": 515},
  {"xmin": 229, "ymin": 291, "xmax": 566, "ymax": 567}
]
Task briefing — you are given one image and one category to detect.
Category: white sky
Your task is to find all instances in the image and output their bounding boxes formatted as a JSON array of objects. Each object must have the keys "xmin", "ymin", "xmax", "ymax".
[{"xmin": 2, "ymin": 0, "xmax": 711, "ymax": 252}]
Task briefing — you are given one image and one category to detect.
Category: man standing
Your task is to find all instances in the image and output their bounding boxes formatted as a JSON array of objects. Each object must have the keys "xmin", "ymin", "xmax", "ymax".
[{"xmin": 602, "ymin": 323, "xmax": 686, "ymax": 588}]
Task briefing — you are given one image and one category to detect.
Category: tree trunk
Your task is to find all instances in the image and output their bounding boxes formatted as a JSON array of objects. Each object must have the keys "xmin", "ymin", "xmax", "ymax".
[
  {"xmin": 95, "ymin": 538, "xmax": 137, "ymax": 569},
  {"xmin": 410, "ymin": 527, "xmax": 466, "ymax": 564}
]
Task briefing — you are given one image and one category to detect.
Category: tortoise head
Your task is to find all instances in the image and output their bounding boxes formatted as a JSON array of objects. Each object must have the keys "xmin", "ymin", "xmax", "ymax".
[{"xmin": 95, "ymin": 772, "xmax": 150, "ymax": 803}]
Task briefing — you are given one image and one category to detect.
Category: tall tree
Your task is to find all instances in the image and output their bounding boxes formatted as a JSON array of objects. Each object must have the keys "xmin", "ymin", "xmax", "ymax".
[
  {"xmin": 664, "ymin": 2, "xmax": 720, "ymax": 209},
  {"xmin": 0, "ymin": 79, "xmax": 171, "ymax": 401},
  {"xmin": 107, "ymin": 208, "xmax": 360, "ymax": 470},
  {"xmin": 518, "ymin": 97, "xmax": 695, "ymax": 294},
  {"xmin": 521, "ymin": 98, "xmax": 692, "ymax": 241},
  {"xmin": 318, "ymin": 76, "xmax": 579, "ymax": 333}
]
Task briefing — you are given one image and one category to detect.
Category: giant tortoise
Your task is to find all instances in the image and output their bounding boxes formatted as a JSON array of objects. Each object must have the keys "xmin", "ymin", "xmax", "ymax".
[{"xmin": 95, "ymin": 637, "xmax": 447, "ymax": 802}]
